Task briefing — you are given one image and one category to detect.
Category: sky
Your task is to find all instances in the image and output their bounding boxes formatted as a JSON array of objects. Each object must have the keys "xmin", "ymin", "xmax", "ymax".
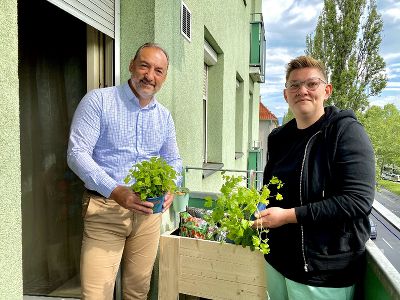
[{"xmin": 261, "ymin": 0, "xmax": 400, "ymax": 122}]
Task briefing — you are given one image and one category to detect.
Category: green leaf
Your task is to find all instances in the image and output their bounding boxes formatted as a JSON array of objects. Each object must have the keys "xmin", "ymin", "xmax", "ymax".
[
  {"xmin": 124, "ymin": 157, "xmax": 177, "ymax": 201},
  {"xmin": 206, "ymin": 174, "xmax": 284, "ymax": 254},
  {"xmin": 204, "ymin": 196, "xmax": 213, "ymax": 208}
]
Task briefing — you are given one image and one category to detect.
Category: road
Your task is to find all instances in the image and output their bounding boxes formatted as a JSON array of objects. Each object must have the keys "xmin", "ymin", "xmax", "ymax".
[{"xmin": 372, "ymin": 188, "xmax": 400, "ymax": 272}]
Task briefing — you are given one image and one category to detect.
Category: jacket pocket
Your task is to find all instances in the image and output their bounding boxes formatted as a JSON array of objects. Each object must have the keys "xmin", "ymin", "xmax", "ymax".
[
  {"xmin": 306, "ymin": 224, "xmax": 353, "ymax": 255},
  {"xmin": 307, "ymin": 249, "xmax": 365, "ymax": 271}
]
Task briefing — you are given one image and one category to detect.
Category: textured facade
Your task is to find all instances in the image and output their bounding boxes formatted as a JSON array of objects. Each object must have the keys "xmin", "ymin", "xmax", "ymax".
[
  {"xmin": 0, "ymin": 1, "xmax": 23, "ymax": 299},
  {"xmin": 1, "ymin": 0, "xmax": 262, "ymax": 298},
  {"xmin": 120, "ymin": 0, "xmax": 262, "ymax": 192}
]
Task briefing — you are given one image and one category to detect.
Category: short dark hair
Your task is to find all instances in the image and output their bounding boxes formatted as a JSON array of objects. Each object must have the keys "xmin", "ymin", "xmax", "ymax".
[
  {"xmin": 133, "ymin": 43, "xmax": 169, "ymax": 65},
  {"xmin": 286, "ymin": 56, "xmax": 327, "ymax": 81}
]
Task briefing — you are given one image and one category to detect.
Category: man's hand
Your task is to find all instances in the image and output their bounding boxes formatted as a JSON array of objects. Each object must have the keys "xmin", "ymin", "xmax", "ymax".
[
  {"xmin": 162, "ymin": 192, "xmax": 174, "ymax": 212},
  {"xmin": 110, "ymin": 186, "xmax": 154, "ymax": 214},
  {"xmin": 252, "ymin": 207, "xmax": 297, "ymax": 229}
]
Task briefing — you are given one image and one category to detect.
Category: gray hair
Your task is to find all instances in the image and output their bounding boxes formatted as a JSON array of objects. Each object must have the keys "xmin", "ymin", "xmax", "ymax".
[{"xmin": 133, "ymin": 43, "xmax": 169, "ymax": 65}]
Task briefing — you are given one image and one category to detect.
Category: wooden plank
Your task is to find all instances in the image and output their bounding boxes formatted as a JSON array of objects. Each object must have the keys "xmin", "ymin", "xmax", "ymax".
[
  {"xmin": 159, "ymin": 231, "xmax": 267, "ymax": 299},
  {"xmin": 179, "ymin": 273, "xmax": 267, "ymax": 300},
  {"xmin": 158, "ymin": 233, "xmax": 180, "ymax": 300},
  {"xmin": 179, "ymin": 255, "xmax": 266, "ymax": 286},
  {"xmin": 179, "ymin": 237, "xmax": 265, "ymax": 266}
]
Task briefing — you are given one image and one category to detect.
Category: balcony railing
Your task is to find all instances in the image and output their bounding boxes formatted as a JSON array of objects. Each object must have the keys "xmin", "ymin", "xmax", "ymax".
[{"xmin": 250, "ymin": 13, "xmax": 266, "ymax": 83}]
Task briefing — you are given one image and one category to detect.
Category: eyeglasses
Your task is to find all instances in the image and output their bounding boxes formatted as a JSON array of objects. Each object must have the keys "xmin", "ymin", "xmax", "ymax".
[{"xmin": 285, "ymin": 78, "xmax": 327, "ymax": 92}]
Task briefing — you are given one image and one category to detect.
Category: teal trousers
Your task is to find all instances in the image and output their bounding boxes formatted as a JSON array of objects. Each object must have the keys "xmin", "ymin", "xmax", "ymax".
[{"xmin": 265, "ymin": 262, "xmax": 355, "ymax": 300}]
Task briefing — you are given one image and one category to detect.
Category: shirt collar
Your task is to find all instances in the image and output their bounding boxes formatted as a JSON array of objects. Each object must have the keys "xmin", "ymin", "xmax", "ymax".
[{"xmin": 123, "ymin": 80, "xmax": 157, "ymax": 109}]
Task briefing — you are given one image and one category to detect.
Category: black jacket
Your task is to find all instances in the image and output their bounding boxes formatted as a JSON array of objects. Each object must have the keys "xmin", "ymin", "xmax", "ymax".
[{"xmin": 263, "ymin": 106, "xmax": 375, "ymax": 287}]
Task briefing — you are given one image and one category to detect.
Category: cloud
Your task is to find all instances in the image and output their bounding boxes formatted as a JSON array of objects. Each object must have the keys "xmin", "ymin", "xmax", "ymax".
[
  {"xmin": 286, "ymin": 3, "xmax": 324, "ymax": 26},
  {"xmin": 385, "ymin": 82, "xmax": 400, "ymax": 91},
  {"xmin": 369, "ymin": 95, "xmax": 400, "ymax": 110},
  {"xmin": 263, "ymin": 0, "xmax": 295, "ymax": 23},
  {"xmin": 266, "ymin": 48, "xmax": 293, "ymax": 62},
  {"xmin": 387, "ymin": 60, "xmax": 400, "ymax": 78},
  {"xmin": 383, "ymin": 52, "xmax": 400, "ymax": 61},
  {"xmin": 383, "ymin": 7, "xmax": 400, "ymax": 23}
]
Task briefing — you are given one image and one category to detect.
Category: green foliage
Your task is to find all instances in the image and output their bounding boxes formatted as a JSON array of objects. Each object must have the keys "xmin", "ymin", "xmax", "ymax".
[
  {"xmin": 204, "ymin": 175, "xmax": 283, "ymax": 255},
  {"xmin": 282, "ymin": 108, "xmax": 295, "ymax": 125},
  {"xmin": 378, "ymin": 179, "xmax": 400, "ymax": 197},
  {"xmin": 124, "ymin": 157, "xmax": 177, "ymax": 200},
  {"xmin": 358, "ymin": 104, "xmax": 400, "ymax": 179},
  {"xmin": 305, "ymin": 0, "xmax": 387, "ymax": 112}
]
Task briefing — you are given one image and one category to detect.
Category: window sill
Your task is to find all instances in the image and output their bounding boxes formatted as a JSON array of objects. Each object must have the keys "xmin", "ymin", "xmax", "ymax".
[{"xmin": 202, "ymin": 162, "xmax": 224, "ymax": 179}]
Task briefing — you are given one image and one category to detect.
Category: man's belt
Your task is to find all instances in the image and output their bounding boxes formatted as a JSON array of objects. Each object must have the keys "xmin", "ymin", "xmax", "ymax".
[{"xmin": 86, "ymin": 189, "xmax": 103, "ymax": 197}]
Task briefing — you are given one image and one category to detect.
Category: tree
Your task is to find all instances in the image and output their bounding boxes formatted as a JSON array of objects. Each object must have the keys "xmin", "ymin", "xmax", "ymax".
[
  {"xmin": 358, "ymin": 104, "xmax": 400, "ymax": 178},
  {"xmin": 282, "ymin": 108, "xmax": 294, "ymax": 125},
  {"xmin": 305, "ymin": 0, "xmax": 387, "ymax": 113}
]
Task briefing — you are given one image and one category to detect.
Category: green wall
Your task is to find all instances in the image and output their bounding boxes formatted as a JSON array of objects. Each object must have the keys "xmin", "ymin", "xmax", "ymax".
[
  {"xmin": 0, "ymin": 0, "xmax": 23, "ymax": 299},
  {"xmin": 120, "ymin": 0, "xmax": 261, "ymax": 193},
  {"xmin": 120, "ymin": 0, "xmax": 156, "ymax": 82},
  {"xmin": 0, "ymin": 1, "xmax": 261, "ymax": 296}
]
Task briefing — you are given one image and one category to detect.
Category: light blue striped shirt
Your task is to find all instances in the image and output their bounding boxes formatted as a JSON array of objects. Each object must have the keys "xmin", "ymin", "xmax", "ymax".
[{"xmin": 67, "ymin": 81, "xmax": 182, "ymax": 197}]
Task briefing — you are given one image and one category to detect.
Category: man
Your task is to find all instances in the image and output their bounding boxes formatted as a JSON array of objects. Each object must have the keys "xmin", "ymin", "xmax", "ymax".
[
  {"xmin": 254, "ymin": 56, "xmax": 375, "ymax": 299},
  {"xmin": 67, "ymin": 43, "xmax": 182, "ymax": 299}
]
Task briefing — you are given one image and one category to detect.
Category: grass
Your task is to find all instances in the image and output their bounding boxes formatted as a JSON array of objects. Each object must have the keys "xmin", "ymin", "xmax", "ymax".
[{"xmin": 378, "ymin": 179, "xmax": 400, "ymax": 196}]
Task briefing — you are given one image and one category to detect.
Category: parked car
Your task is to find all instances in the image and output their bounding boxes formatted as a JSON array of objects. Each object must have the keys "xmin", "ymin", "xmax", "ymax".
[
  {"xmin": 392, "ymin": 174, "xmax": 400, "ymax": 182},
  {"xmin": 369, "ymin": 218, "xmax": 377, "ymax": 240},
  {"xmin": 382, "ymin": 173, "xmax": 400, "ymax": 182}
]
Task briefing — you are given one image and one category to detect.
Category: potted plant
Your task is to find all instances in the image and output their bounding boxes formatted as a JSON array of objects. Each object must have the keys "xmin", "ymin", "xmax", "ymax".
[
  {"xmin": 124, "ymin": 157, "xmax": 177, "ymax": 213},
  {"xmin": 204, "ymin": 174, "xmax": 283, "ymax": 254},
  {"xmin": 173, "ymin": 186, "xmax": 190, "ymax": 213}
]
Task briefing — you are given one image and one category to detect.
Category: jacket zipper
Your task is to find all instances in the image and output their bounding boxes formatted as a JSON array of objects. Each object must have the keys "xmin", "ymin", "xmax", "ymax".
[{"xmin": 299, "ymin": 130, "xmax": 322, "ymax": 273}]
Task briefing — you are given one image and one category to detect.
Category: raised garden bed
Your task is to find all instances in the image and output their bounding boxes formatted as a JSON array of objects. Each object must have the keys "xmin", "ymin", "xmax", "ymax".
[{"xmin": 158, "ymin": 229, "xmax": 267, "ymax": 300}]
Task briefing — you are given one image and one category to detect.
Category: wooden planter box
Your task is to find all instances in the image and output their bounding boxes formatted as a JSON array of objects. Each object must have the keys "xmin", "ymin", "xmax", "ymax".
[{"xmin": 158, "ymin": 230, "xmax": 267, "ymax": 300}]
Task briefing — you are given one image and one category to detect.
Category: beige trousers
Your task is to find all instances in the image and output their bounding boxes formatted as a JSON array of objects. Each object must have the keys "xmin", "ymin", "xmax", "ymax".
[{"xmin": 80, "ymin": 191, "xmax": 162, "ymax": 300}]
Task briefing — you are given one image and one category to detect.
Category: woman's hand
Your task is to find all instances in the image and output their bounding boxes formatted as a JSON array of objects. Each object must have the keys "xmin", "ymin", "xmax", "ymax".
[{"xmin": 253, "ymin": 207, "xmax": 297, "ymax": 228}]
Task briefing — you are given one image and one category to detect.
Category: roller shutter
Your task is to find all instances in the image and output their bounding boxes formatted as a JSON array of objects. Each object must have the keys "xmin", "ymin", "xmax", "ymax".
[{"xmin": 46, "ymin": 0, "xmax": 116, "ymax": 38}]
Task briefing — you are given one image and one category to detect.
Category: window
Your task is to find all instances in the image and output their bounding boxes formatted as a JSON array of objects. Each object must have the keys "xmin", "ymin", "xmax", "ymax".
[
  {"xmin": 203, "ymin": 63, "xmax": 208, "ymax": 162},
  {"xmin": 203, "ymin": 40, "xmax": 217, "ymax": 163},
  {"xmin": 248, "ymin": 92, "xmax": 254, "ymax": 147},
  {"xmin": 235, "ymin": 77, "xmax": 244, "ymax": 159},
  {"xmin": 202, "ymin": 39, "xmax": 224, "ymax": 178},
  {"xmin": 87, "ymin": 25, "xmax": 114, "ymax": 91},
  {"xmin": 19, "ymin": 1, "xmax": 114, "ymax": 297}
]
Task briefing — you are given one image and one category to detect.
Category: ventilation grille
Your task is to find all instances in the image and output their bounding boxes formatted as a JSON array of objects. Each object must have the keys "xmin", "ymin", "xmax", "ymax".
[{"xmin": 181, "ymin": 2, "xmax": 191, "ymax": 41}]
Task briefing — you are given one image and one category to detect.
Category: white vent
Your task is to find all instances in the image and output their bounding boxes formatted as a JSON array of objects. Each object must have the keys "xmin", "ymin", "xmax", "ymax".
[{"xmin": 181, "ymin": 2, "xmax": 191, "ymax": 41}]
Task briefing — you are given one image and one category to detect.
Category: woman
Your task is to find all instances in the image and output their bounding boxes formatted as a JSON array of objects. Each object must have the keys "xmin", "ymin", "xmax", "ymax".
[{"xmin": 254, "ymin": 56, "xmax": 375, "ymax": 299}]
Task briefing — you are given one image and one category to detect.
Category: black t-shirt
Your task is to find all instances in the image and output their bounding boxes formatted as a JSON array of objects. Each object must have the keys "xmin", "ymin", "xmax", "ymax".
[{"xmin": 265, "ymin": 115, "xmax": 325, "ymax": 277}]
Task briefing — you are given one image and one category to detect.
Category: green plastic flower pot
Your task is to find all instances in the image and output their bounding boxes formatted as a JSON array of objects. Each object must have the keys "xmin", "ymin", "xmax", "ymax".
[{"xmin": 173, "ymin": 193, "xmax": 189, "ymax": 213}]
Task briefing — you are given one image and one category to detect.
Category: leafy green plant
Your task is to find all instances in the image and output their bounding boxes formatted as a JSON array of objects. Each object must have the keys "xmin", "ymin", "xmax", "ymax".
[
  {"xmin": 124, "ymin": 157, "xmax": 177, "ymax": 200},
  {"xmin": 204, "ymin": 174, "xmax": 283, "ymax": 254}
]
